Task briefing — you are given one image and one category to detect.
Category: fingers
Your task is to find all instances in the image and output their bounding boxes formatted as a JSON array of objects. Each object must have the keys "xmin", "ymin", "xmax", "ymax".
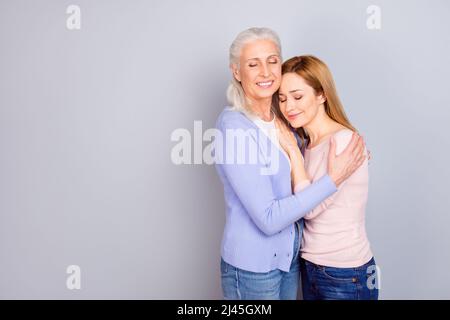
[
  {"xmin": 351, "ymin": 146, "xmax": 366, "ymax": 173},
  {"xmin": 353, "ymin": 132, "xmax": 364, "ymax": 151},
  {"xmin": 327, "ymin": 137, "xmax": 336, "ymax": 164},
  {"xmin": 275, "ymin": 119, "xmax": 287, "ymax": 138},
  {"xmin": 352, "ymin": 137, "xmax": 365, "ymax": 158},
  {"xmin": 343, "ymin": 154, "xmax": 365, "ymax": 182},
  {"xmin": 278, "ymin": 120, "xmax": 293, "ymax": 139},
  {"xmin": 345, "ymin": 132, "xmax": 359, "ymax": 154},
  {"xmin": 274, "ymin": 118, "xmax": 281, "ymax": 130},
  {"xmin": 356, "ymin": 149, "xmax": 366, "ymax": 166},
  {"xmin": 355, "ymin": 154, "xmax": 366, "ymax": 171},
  {"xmin": 275, "ymin": 118, "xmax": 286, "ymax": 133}
]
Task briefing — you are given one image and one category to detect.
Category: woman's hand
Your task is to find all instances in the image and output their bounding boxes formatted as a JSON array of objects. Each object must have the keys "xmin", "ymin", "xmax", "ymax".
[
  {"xmin": 275, "ymin": 118, "xmax": 308, "ymax": 189},
  {"xmin": 327, "ymin": 132, "xmax": 366, "ymax": 187},
  {"xmin": 275, "ymin": 118, "xmax": 300, "ymax": 157}
]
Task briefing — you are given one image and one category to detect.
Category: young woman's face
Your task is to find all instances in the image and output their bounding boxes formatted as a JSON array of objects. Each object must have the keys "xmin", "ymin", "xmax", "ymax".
[
  {"xmin": 278, "ymin": 72, "xmax": 325, "ymax": 128},
  {"xmin": 233, "ymin": 39, "xmax": 281, "ymax": 102}
]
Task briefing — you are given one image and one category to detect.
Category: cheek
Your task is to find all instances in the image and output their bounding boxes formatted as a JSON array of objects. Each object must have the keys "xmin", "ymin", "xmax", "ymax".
[
  {"xmin": 271, "ymin": 65, "xmax": 281, "ymax": 77},
  {"xmin": 240, "ymin": 67, "xmax": 253, "ymax": 80},
  {"xmin": 245, "ymin": 71, "xmax": 261, "ymax": 88},
  {"xmin": 240, "ymin": 75, "xmax": 255, "ymax": 91},
  {"xmin": 273, "ymin": 78, "xmax": 281, "ymax": 89},
  {"xmin": 303, "ymin": 96, "xmax": 318, "ymax": 114},
  {"xmin": 272, "ymin": 69, "xmax": 281, "ymax": 83}
]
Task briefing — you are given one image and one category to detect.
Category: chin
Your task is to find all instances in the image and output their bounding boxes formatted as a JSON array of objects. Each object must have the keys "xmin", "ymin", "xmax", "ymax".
[
  {"xmin": 288, "ymin": 119, "xmax": 306, "ymax": 129},
  {"xmin": 255, "ymin": 90, "xmax": 277, "ymax": 99}
]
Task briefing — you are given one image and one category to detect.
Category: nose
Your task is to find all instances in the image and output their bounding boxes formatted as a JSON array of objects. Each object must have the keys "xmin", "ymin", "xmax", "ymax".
[
  {"xmin": 260, "ymin": 62, "xmax": 270, "ymax": 78},
  {"xmin": 285, "ymin": 98, "xmax": 295, "ymax": 112}
]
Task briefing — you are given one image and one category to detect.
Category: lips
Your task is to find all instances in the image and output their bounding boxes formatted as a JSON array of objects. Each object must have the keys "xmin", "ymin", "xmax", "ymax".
[
  {"xmin": 287, "ymin": 111, "xmax": 303, "ymax": 121},
  {"xmin": 256, "ymin": 81, "xmax": 274, "ymax": 89}
]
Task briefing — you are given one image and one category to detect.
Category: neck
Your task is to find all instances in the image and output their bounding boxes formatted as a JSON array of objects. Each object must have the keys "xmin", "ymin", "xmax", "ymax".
[
  {"xmin": 303, "ymin": 104, "xmax": 341, "ymax": 146},
  {"xmin": 249, "ymin": 97, "xmax": 273, "ymax": 121}
]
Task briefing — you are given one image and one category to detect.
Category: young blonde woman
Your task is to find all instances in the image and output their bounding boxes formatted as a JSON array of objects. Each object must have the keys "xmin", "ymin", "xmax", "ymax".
[
  {"xmin": 276, "ymin": 55, "xmax": 379, "ymax": 300},
  {"xmin": 214, "ymin": 28, "xmax": 367, "ymax": 300}
]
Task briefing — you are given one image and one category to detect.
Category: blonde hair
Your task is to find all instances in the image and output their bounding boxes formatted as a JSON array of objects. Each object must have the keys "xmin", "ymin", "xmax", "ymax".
[
  {"xmin": 277, "ymin": 55, "xmax": 356, "ymax": 145},
  {"xmin": 226, "ymin": 27, "xmax": 282, "ymax": 115}
]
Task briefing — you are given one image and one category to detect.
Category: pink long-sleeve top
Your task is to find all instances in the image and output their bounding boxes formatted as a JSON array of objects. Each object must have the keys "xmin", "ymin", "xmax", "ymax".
[{"xmin": 295, "ymin": 128, "xmax": 373, "ymax": 268}]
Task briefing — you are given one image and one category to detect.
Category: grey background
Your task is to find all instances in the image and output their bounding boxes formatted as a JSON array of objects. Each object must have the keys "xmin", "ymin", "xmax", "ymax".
[{"xmin": 0, "ymin": 0, "xmax": 449, "ymax": 299}]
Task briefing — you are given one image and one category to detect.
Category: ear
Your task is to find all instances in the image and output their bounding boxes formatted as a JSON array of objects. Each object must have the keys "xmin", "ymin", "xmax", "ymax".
[
  {"xmin": 231, "ymin": 64, "xmax": 241, "ymax": 82},
  {"xmin": 317, "ymin": 92, "xmax": 326, "ymax": 105}
]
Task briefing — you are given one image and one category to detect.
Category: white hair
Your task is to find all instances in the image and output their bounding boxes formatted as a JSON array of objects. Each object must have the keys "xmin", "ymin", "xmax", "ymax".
[{"xmin": 226, "ymin": 27, "xmax": 282, "ymax": 115}]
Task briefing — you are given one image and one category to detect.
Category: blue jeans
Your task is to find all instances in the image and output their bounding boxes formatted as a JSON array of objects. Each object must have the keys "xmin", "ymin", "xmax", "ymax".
[
  {"xmin": 221, "ymin": 223, "xmax": 301, "ymax": 300},
  {"xmin": 300, "ymin": 257, "xmax": 379, "ymax": 300}
]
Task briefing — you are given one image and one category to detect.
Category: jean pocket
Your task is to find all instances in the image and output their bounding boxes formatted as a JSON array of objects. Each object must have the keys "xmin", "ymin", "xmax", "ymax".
[
  {"xmin": 220, "ymin": 258, "xmax": 229, "ymax": 274},
  {"xmin": 320, "ymin": 266, "xmax": 358, "ymax": 283}
]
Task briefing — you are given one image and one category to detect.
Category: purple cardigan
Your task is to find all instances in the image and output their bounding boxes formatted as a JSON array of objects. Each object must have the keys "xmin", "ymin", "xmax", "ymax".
[{"xmin": 214, "ymin": 107, "xmax": 337, "ymax": 273}]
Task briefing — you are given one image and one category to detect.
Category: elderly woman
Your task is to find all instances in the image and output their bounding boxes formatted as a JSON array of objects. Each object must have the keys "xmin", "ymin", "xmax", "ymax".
[{"xmin": 214, "ymin": 27, "xmax": 366, "ymax": 300}]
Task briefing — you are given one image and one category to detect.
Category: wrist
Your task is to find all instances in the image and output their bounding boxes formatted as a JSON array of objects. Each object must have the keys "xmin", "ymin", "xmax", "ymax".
[
  {"xmin": 328, "ymin": 172, "xmax": 342, "ymax": 187},
  {"xmin": 292, "ymin": 163, "xmax": 307, "ymax": 184},
  {"xmin": 294, "ymin": 180, "xmax": 311, "ymax": 193},
  {"xmin": 287, "ymin": 145, "xmax": 302, "ymax": 158}
]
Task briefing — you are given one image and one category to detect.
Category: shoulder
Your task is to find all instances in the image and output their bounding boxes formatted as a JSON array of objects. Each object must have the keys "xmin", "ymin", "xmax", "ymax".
[
  {"xmin": 215, "ymin": 106, "xmax": 256, "ymax": 131},
  {"xmin": 332, "ymin": 128, "xmax": 355, "ymax": 155}
]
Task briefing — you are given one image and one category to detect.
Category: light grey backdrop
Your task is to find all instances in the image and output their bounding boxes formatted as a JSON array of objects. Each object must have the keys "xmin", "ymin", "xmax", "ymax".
[{"xmin": 1, "ymin": 0, "xmax": 449, "ymax": 299}]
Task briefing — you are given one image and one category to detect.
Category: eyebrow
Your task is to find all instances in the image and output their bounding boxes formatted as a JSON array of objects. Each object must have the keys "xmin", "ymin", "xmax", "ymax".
[
  {"xmin": 246, "ymin": 54, "xmax": 280, "ymax": 62},
  {"xmin": 278, "ymin": 89, "xmax": 304, "ymax": 95}
]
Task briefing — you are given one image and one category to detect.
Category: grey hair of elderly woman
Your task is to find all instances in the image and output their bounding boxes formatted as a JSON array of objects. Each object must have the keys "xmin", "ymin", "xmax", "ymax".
[{"xmin": 226, "ymin": 27, "xmax": 282, "ymax": 115}]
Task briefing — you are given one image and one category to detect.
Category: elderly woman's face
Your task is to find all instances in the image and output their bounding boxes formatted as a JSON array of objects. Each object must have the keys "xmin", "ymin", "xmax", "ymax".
[{"xmin": 233, "ymin": 39, "xmax": 281, "ymax": 102}]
